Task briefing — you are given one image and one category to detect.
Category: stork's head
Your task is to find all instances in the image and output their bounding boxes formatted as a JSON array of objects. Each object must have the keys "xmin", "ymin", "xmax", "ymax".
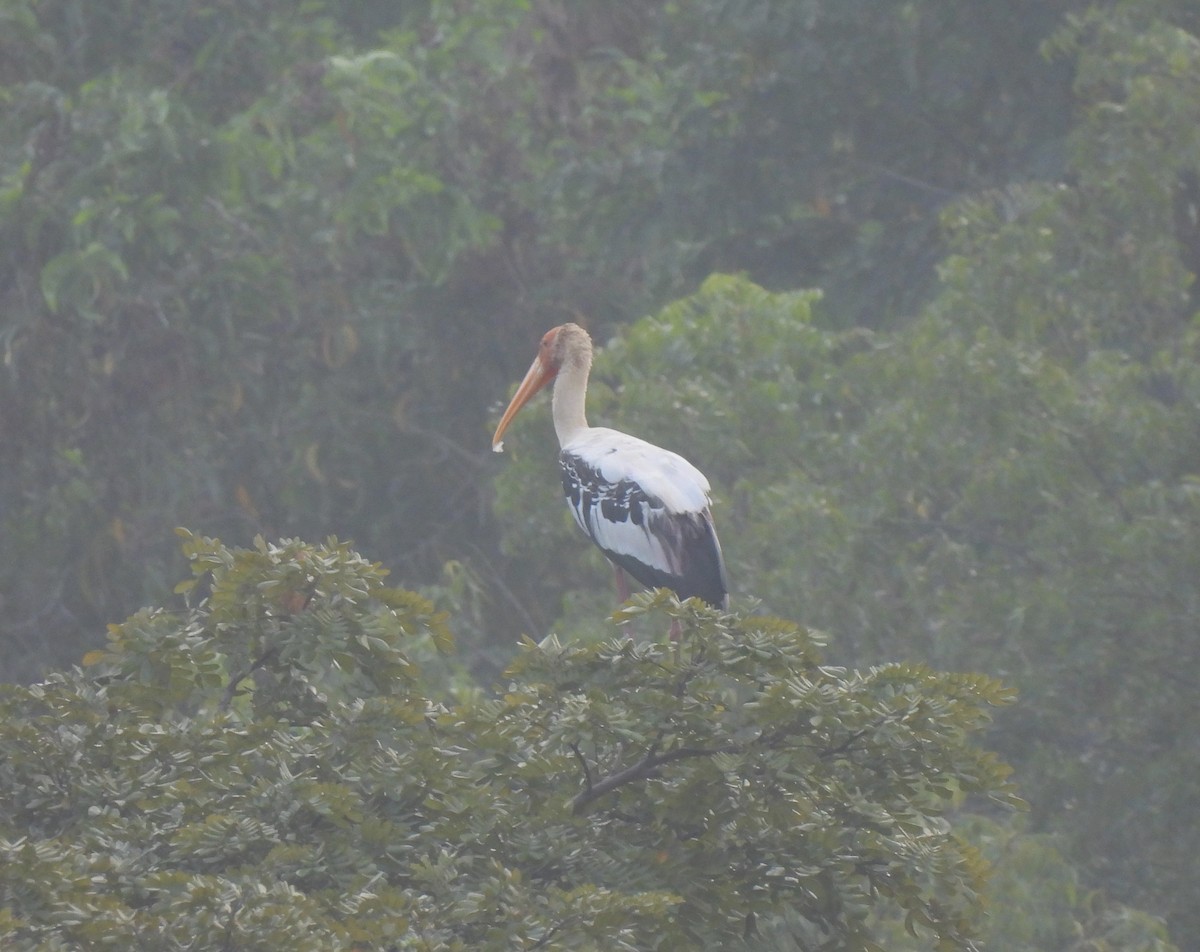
[{"xmin": 492, "ymin": 323, "xmax": 592, "ymax": 452}]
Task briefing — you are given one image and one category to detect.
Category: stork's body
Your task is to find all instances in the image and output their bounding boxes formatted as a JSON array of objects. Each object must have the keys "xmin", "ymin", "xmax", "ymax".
[{"xmin": 493, "ymin": 323, "xmax": 728, "ymax": 609}]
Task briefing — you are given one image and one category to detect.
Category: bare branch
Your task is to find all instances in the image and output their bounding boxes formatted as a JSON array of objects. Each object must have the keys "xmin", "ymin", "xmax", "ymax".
[
  {"xmin": 571, "ymin": 742, "xmax": 733, "ymax": 814},
  {"xmin": 529, "ymin": 916, "xmax": 577, "ymax": 950}
]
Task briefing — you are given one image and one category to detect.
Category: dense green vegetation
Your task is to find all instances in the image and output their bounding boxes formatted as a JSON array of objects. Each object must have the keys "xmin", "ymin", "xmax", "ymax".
[
  {"xmin": 0, "ymin": 533, "xmax": 1020, "ymax": 949},
  {"xmin": 2, "ymin": 0, "xmax": 1197, "ymax": 947}
]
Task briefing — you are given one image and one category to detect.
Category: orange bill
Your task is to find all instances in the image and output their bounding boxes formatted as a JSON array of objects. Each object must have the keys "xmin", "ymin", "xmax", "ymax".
[{"xmin": 491, "ymin": 355, "xmax": 556, "ymax": 452}]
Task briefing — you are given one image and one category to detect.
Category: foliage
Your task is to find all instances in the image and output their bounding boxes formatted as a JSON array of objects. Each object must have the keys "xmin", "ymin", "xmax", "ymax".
[
  {"xmin": 860, "ymin": 818, "xmax": 1176, "ymax": 952},
  {"xmin": 607, "ymin": 0, "xmax": 1087, "ymax": 322},
  {"xmin": 962, "ymin": 819, "xmax": 1176, "ymax": 952},
  {"xmin": 0, "ymin": 534, "xmax": 1018, "ymax": 950}
]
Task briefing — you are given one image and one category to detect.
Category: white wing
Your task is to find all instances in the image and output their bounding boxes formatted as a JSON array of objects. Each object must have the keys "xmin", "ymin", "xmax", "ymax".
[
  {"xmin": 562, "ymin": 428, "xmax": 711, "ymax": 514},
  {"xmin": 559, "ymin": 429, "xmax": 726, "ymax": 606}
]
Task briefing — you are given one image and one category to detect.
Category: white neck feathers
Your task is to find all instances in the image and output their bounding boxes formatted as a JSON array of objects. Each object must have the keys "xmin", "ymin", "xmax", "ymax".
[{"xmin": 551, "ymin": 357, "xmax": 590, "ymax": 447}]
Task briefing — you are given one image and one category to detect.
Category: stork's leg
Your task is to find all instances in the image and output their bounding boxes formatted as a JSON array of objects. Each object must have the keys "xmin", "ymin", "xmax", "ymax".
[
  {"xmin": 613, "ymin": 565, "xmax": 637, "ymax": 637},
  {"xmin": 614, "ymin": 565, "xmax": 631, "ymax": 603}
]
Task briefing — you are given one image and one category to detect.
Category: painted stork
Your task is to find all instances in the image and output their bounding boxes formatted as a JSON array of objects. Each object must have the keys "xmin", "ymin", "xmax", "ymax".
[{"xmin": 492, "ymin": 323, "xmax": 728, "ymax": 610}]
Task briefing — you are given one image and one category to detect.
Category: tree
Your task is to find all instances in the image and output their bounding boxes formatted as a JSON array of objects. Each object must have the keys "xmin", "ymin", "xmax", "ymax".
[{"xmin": 0, "ymin": 533, "xmax": 1019, "ymax": 950}]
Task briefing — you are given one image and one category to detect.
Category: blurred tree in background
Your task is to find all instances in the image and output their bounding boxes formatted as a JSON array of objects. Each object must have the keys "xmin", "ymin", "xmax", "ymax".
[
  {"xmin": 0, "ymin": 0, "xmax": 1086, "ymax": 676},
  {"xmin": 2, "ymin": 0, "xmax": 1198, "ymax": 945}
]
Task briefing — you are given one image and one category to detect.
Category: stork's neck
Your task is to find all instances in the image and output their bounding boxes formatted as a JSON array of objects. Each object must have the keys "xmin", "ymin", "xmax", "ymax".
[{"xmin": 551, "ymin": 357, "xmax": 590, "ymax": 447}]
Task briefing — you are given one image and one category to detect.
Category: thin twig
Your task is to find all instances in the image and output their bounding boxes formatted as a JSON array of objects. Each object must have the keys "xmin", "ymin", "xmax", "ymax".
[
  {"xmin": 529, "ymin": 917, "xmax": 576, "ymax": 950},
  {"xmin": 219, "ymin": 647, "xmax": 277, "ymax": 713},
  {"xmin": 569, "ymin": 743, "xmax": 594, "ymax": 791},
  {"xmin": 819, "ymin": 728, "xmax": 870, "ymax": 759}
]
